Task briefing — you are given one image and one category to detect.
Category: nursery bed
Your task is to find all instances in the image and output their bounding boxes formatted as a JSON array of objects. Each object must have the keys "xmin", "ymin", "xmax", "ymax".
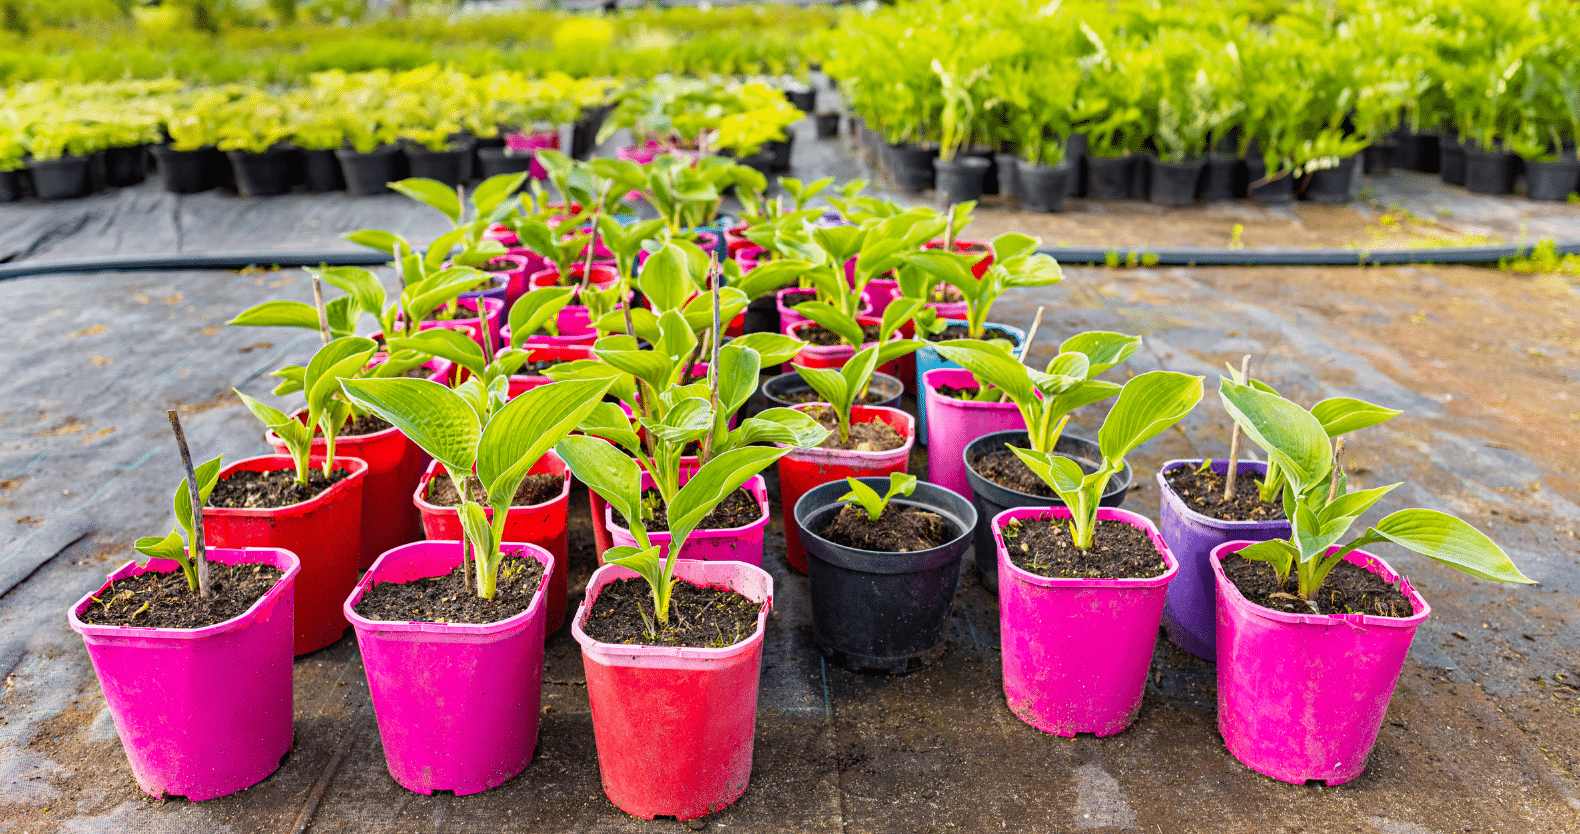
[{"xmin": 1, "ymin": 114, "xmax": 1578, "ymax": 833}]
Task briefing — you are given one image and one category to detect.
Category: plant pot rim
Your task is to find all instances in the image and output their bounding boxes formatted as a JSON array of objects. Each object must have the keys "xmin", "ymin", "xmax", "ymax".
[
  {"xmin": 762, "ymin": 370, "xmax": 903, "ymax": 402},
  {"xmin": 1156, "ymin": 458, "xmax": 1289, "ymax": 531},
  {"xmin": 922, "ymin": 367, "xmax": 1022, "ymax": 412},
  {"xmin": 793, "ymin": 478, "xmax": 977, "ymax": 569},
  {"xmin": 69, "ymin": 546, "xmax": 301, "ymax": 640},
  {"xmin": 205, "ymin": 454, "xmax": 368, "ymax": 516},
  {"xmin": 336, "ymin": 144, "xmax": 401, "ymax": 157},
  {"xmin": 963, "ymin": 429, "xmax": 1131, "ymax": 499},
  {"xmin": 343, "ymin": 540, "xmax": 554, "ymax": 636},
  {"xmin": 267, "ymin": 405, "xmax": 404, "ymax": 447},
  {"xmin": 572, "ymin": 560, "xmax": 773, "ymax": 663},
  {"xmin": 918, "ymin": 318, "xmax": 1024, "ymax": 345},
  {"xmin": 604, "ymin": 473, "xmax": 770, "ymax": 541},
  {"xmin": 779, "ymin": 403, "xmax": 915, "ymax": 461},
  {"xmin": 1209, "ymin": 540, "xmax": 1431, "ymax": 628},
  {"xmin": 414, "ymin": 454, "xmax": 569, "ymax": 514},
  {"xmin": 993, "ymin": 506, "xmax": 1177, "ymax": 589},
  {"xmin": 937, "ymin": 155, "xmax": 990, "ymax": 169}
]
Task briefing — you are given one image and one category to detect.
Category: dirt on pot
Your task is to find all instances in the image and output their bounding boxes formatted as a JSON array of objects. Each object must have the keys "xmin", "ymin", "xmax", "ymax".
[
  {"xmin": 426, "ymin": 472, "xmax": 563, "ymax": 508},
  {"xmin": 806, "ymin": 406, "xmax": 906, "ymax": 452},
  {"xmin": 79, "ymin": 561, "xmax": 284, "ymax": 629},
  {"xmin": 1163, "ymin": 465, "xmax": 1285, "ymax": 522},
  {"xmin": 798, "ymin": 323, "xmax": 883, "ymax": 347},
  {"xmin": 1001, "ymin": 517, "xmax": 1167, "ymax": 579},
  {"xmin": 1221, "ymin": 551, "xmax": 1415, "ymax": 618},
  {"xmin": 612, "ymin": 486, "xmax": 761, "ymax": 532},
  {"xmin": 208, "ymin": 467, "xmax": 350, "ymax": 509},
  {"xmin": 353, "ymin": 550, "xmax": 546, "ymax": 624},
  {"xmin": 581, "ymin": 576, "xmax": 761, "ymax": 648},
  {"xmin": 818, "ymin": 503, "xmax": 953, "ymax": 552}
]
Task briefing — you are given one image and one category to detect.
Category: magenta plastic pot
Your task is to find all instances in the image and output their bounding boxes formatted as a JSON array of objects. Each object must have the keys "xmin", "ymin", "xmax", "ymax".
[
  {"xmin": 1211, "ymin": 541, "xmax": 1430, "ymax": 785},
  {"xmin": 993, "ymin": 506, "xmax": 1178, "ymax": 736},
  {"xmin": 573, "ymin": 560, "xmax": 772, "ymax": 820},
  {"xmin": 528, "ymin": 264, "xmax": 621, "ymax": 340},
  {"xmin": 923, "ymin": 368, "xmax": 1025, "ymax": 497},
  {"xmin": 398, "ymin": 297, "xmax": 504, "ymax": 352},
  {"xmin": 1157, "ymin": 459, "xmax": 1290, "ymax": 660},
  {"xmin": 776, "ymin": 287, "xmax": 872, "ymax": 334},
  {"xmin": 345, "ymin": 540, "xmax": 554, "ymax": 795},
  {"xmin": 864, "ymin": 277, "xmax": 900, "ymax": 314},
  {"xmin": 68, "ymin": 547, "xmax": 299, "ymax": 801},
  {"xmin": 479, "ymin": 253, "xmax": 533, "ymax": 309},
  {"xmin": 606, "ymin": 472, "xmax": 770, "ymax": 567}
]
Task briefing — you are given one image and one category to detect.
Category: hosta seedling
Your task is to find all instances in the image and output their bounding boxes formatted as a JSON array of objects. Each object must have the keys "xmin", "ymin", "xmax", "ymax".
[
  {"xmin": 793, "ymin": 293, "xmax": 923, "ymax": 350},
  {"xmin": 133, "ymin": 455, "xmax": 223, "ymax": 597},
  {"xmin": 900, "ymin": 232, "xmax": 1064, "ymax": 340},
  {"xmin": 839, "ymin": 473, "xmax": 919, "ymax": 521},
  {"xmin": 792, "ymin": 341, "xmax": 921, "ymax": 446},
  {"xmin": 1218, "ymin": 379, "xmax": 1533, "ymax": 612},
  {"xmin": 235, "ymin": 336, "xmax": 378, "ymax": 487}
]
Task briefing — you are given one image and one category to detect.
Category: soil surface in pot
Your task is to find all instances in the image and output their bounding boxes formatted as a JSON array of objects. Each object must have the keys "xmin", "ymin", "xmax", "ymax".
[
  {"xmin": 930, "ymin": 284, "xmax": 965, "ymax": 303},
  {"xmin": 330, "ymin": 414, "xmax": 393, "ymax": 437},
  {"xmin": 421, "ymin": 304, "xmax": 481, "ymax": 322},
  {"xmin": 80, "ymin": 561, "xmax": 284, "ymax": 629},
  {"xmin": 819, "ymin": 504, "xmax": 953, "ymax": 552},
  {"xmin": 401, "ymin": 366, "xmax": 440, "ymax": 379},
  {"xmin": 1162, "ymin": 465, "xmax": 1285, "ymax": 522},
  {"xmin": 1001, "ymin": 518, "xmax": 1167, "ymax": 579},
  {"xmin": 612, "ymin": 486, "xmax": 761, "ymax": 532},
  {"xmin": 1221, "ymin": 552, "xmax": 1414, "ymax": 618},
  {"xmin": 798, "ymin": 323, "xmax": 882, "ymax": 347},
  {"xmin": 208, "ymin": 467, "xmax": 350, "ymax": 509},
  {"xmin": 780, "ymin": 386, "xmax": 891, "ymax": 405},
  {"xmin": 426, "ymin": 473, "xmax": 563, "ymax": 508},
  {"xmin": 354, "ymin": 550, "xmax": 546, "ymax": 624},
  {"xmin": 924, "ymin": 324, "xmax": 1017, "ymax": 344},
  {"xmin": 806, "ymin": 405, "xmax": 906, "ymax": 452},
  {"xmin": 935, "ymin": 384, "xmax": 1005, "ymax": 402},
  {"xmin": 483, "ymin": 258, "xmax": 519, "ymax": 272},
  {"xmin": 582, "ymin": 576, "xmax": 761, "ymax": 648},
  {"xmin": 970, "ymin": 445, "xmax": 1077, "ymax": 497},
  {"xmin": 783, "ymin": 290, "xmax": 816, "ymax": 307}
]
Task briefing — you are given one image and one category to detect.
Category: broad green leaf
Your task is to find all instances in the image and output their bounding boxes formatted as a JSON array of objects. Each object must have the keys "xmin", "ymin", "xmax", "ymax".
[
  {"xmin": 732, "ymin": 260, "xmax": 806, "ymax": 301},
  {"xmin": 507, "ymin": 286, "xmax": 577, "ymax": 347},
  {"xmin": 1317, "ymin": 483, "xmax": 1401, "ymax": 528},
  {"xmin": 730, "ymin": 332, "xmax": 804, "ymax": 366},
  {"xmin": 838, "ymin": 346, "xmax": 882, "ymax": 407},
  {"xmin": 679, "ymin": 288, "xmax": 749, "ymax": 335},
  {"xmin": 1311, "ymin": 397, "xmax": 1401, "ymax": 438},
  {"xmin": 340, "ymin": 378, "xmax": 480, "ymax": 473},
  {"xmin": 1043, "ymin": 379, "xmax": 1122, "ymax": 421},
  {"xmin": 839, "ymin": 478, "xmax": 885, "ymax": 520},
  {"xmin": 655, "ymin": 309, "xmax": 698, "ymax": 360},
  {"xmin": 1009, "ymin": 447, "xmax": 1086, "ymax": 504},
  {"xmin": 934, "ymin": 340, "xmax": 1036, "ymax": 407},
  {"xmin": 424, "ymin": 228, "xmax": 469, "ymax": 273},
  {"xmin": 391, "ymin": 178, "xmax": 461, "ymax": 225},
  {"xmin": 1099, "ymin": 371, "xmax": 1204, "ymax": 462},
  {"xmin": 1033, "ymin": 351, "xmax": 1092, "ymax": 395},
  {"xmin": 715, "ymin": 345, "xmax": 761, "ymax": 417},
  {"xmin": 795, "ymin": 302, "xmax": 867, "ymax": 348},
  {"xmin": 458, "ymin": 501, "xmax": 494, "ymax": 559},
  {"xmin": 876, "ymin": 338, "xmax": 923, "ymax": 366},
  {"xmin": 473, "ymin": 172, "xmax": 527, "ymax": 217},
  {"xmin": 639, "ymin": 244, "xmax": 693, "ymax": 313},
  {"xmin": 228, "ymin": 300, "xmax": 323, "ymax": 331},
  {"xmin": 172, "ymin": 456, "xmax": 223, "ymax": 536},
  {"xmin": 343, "ymin": 228, "xmax": 403, "ymax": 255},
  {"xmin": 645, "ymin": 397, "xmax": 713, "ymax": 445},
  {"xmin": 597, "ymin": 349, "xmax": 675, "ymax": 392},
  {"xmin": 389, "ymin": 328, "xmax": 487, "ymax": 376},
  {"xmin": 728, "ymin": 409, "xmax": 831, "ymax": 449},
  {"xmin": 1368, "ymin": 510, "xmax": 1534, "ymax": 584},
  {"xmin": 602, "ymin": 544, "xmax": 666, "ymax": 595},
  {"xmin": 1060, "ymin": 331, "xmax": 1142, "ymax": 375},
  {"xmin": 304, "ymin": 336, "xmax": 377, "ymax": 420},
  {"xmin": 793, "ymin": 363, "xmax": 848, "ymax": 410},
  {"xmin": 134, "ymin": 530, "xmax": 188, "ymax": 564},
  {"xmin": 477, "ymin": 377, "xmax": 615, "ymax": 508},
  {"xmin": 1219, "ymin": 379, "xmax": 1332, "ymax": 494},
  {"xmin": 557, "ymin": 435, "xmax": 646, "ymax": 537},
  {"xmin": 991, "ymin": 232, "xmax": 1040, "ymax": 262},
  {"xmin": 666, "ymin": 445, "xmax": 787, "ymax": 544},
  {"xmin": 316, "ymin": 266, "xmax": 386, "ymax": 318},
  {"xmin": 578, "ymin": 401, "xmax": 642, "ymax": 453},
  {"xmin": 1237, "ymin": 539, "xmax": 1298, "ymax": 575}
]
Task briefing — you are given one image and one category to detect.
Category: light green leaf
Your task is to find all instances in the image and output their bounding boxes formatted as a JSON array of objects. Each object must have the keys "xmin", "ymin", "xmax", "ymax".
[
  {"xmin": 316, "ymin": 266, "xmax": 386, "ymax": 318},
  {"xmin": 1368, "ymin": 509, "xmax": 1534, "ymax": 584},
  {"xmin": 1098, "ymin": 371, "xmax": 1203, "ymax": 462},
  {"xmin": 134, "ymin": 530, "xmax": 188, "ymax": 564},
  {"xmin": 473, "ymin": 172, "xmax": 527, "ymax": 218},
  {"xmin": 1219, "ymin": 379, "xmax": 1332, "ymax": 494},
  {"xmin": 557, "ymin": 435, "xmax": 646, "ymax": 541},
  {"xmin": 795, "ymin": 301, "xmax": 866, "ymax": 348},
  {"xmin": 1311, "ymin": 397, "xmax": 1401, "ymax": 438},
  {"xmin": 388, "ymin": 328, "xmax": 487, "ymax": 376},
  {"xmin": 340, "ymin": 378, "xmax": 480, "ymax": 473},
  {"xmin": 507, "ymin": 286, "xmax": 577, "ymax": 347},
  {"xmin": 1060, "ymin": 331, "xmax": 1142, "ymax": 375},
  {"xmin": 666, "ymin": 445, "xmax": 786, "ymax": 544},
  {"xmin": 391, "ymin": 178, "xmax": 461, "ymax": 225},
  {"xmin": 477, "ymin": 377, "xmax": 615, "ymax": 510},
  {"xmin": 934, "ymin": 340, "xmax": 1036, "ymax": 405},
  {"xmin": 228, "ymin": 299, "xmax": 323, "ymax": 331}
]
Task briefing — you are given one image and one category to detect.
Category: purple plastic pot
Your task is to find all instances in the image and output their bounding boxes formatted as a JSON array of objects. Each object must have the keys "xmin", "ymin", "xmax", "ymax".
[
  {"xmin": 993, "ymin": 506, "xmax": 1178, "ymax": 736},
  {"xmin": 345, "ymin": 540, "xmax": 553, "ymax": 795},
  {"xmin": 923, "ymin": 368, "xmax": 1025, "ymax": 497},
  {"xmin": 1157, "ymin": 459, "xmax": 1290, "ymax": 660},
  {"xmin": 606, "ymin": 472, "xmax": 770, "ymax": 567},
  {"xmin": 68, "ymin": 547, "xmax": 299, "ymax": 801},
  {"xmin": 458, "ymin": 274, "xmax": 508, "ymax": 307},
  {"xmin": 1211, "ymin": 541, "xmax": 1430, "ymax": 785}
]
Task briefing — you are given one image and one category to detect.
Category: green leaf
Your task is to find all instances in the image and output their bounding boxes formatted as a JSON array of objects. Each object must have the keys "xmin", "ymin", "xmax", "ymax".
[
  {"xmin": 991, "ymin": 232, "xmax": 1040, "ymax": 262},
  {"xmin": 1098, "ymin": 371, "xmax": 1204, "ymax": 462},
  {"xmin": 1237, "ymin": 539, "xmax": 1298, "ymax": 576},
  {"xmin": 795, "ymin": 301, "xmax": 866, "ymax": 348},
  {"xmin": 1368, "ymin": 510, "xmax": 1534, "ymax": 584},
  {"xmin": 794, "ymin": 364, "xmax": 848, "ymax": 409},
  {"xmin": 477, "ymin": 377, "xmax": 615, "ymax": 510},
  {"xmin": 391, "ymin": 178, "xmax": 462, "ymax": 225},
  {"xmin": 228, "ymin": 300, "xmax": 324, "ymax": 331},
  {"xmin": 458, "ymin": 501, "xmax": 494, "ymax": 562},
  {"xmin": 838, "ymin": 346, "xmax": 882, "ymax": 408},
  {"xmin": 507, "ymin": 286, "xmax": 577, "ymax": 348},
  {"xmin": 933, "ymin": 340, "xmax": 1036, "ymax": 405},
  {"xmin": 1317, "ymin": 483, "xmax": 1401, "ymax": 528},
  {"xmin": 316, "ymin": 266, "xmax": 386, "ymax": 319},
  {"xmin": 1311, "ymin": 397, "xmax": 1401, "ymax": 438},
  {"xmin": 1219, "ymin": 379, "xmax": 1332, "ymax": 494},
  {"xmin": 578, "ymin": 402, "xmax": 643, "ymax": 454},
  {"xmin": 172, "ymin": 455, "xmax": 223, "ymax": 537},
  {"xmin": 597, "ymin": 348, "xmax": 676, "ymax": 393},
  {"xmin": 639, "ymin": 244, "xmax": 694, "ymax": 313},
  {"xmin": 655, "ymin": 309, "xmax": 698, "ymax": 361},
  {"xmin": 1009, "ymin": 447, "xmax": 1086, "ymax": 504},
  {"xmin": 134, "ymin": 530, "xmax": 188, "ymax": 564},
  {"xmin": 666, "ymin": 445, "xmax": 787, "ymax": 544},
  {"xmin": 729, "ymin": 332, "xmax": 804, "ymax": 366},
  {"xmin": 645, "ymin": 397, "xmax": 713, "ymax": 445},
  {"xmin": 304, "ymin": 336, "xmax": 377, "ymax": 424},
  {"xmin": 1032, "ymin": 351, "xmax": 1092, "ymax": 395},
  {"xmin": 343, "ymin": 228, "xmax": 403, "ymax": 255},
  {"xmin": 557, "ymin": 435, "xmax": 647, "ymax": 542},
  {"xmin": 715, "ymin": 344, "xmax": 761, "ymax": 418},
  {"xmin": 424, "ymin": 228, "xmax": 469, "ymax": 274},
  {"xmin": 473, "ymin": 172, "xmax": 527, "ymax": 218},
  {"xmin": 726, "ymin": 409, "xmax": 831, "ymax": 449},
  {"xmin": 1060, "ymin": 331, "xmax": 1142, "ymax": 375},
  {"xmin": 389, "ymin": 329, "xmax": 487, "ymax": 377},
  {"xmin": 340, "ymin": 378, "xmax": 480, "ymax": 473},
  {"xmin": 839, "ymin": 477, "xmax": 885, "ymax": 520}
]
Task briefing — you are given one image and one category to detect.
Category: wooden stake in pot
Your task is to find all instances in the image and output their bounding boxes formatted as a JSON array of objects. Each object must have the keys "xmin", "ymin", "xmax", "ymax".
[
  {"xmin": 166, "ymin": 409, "xmax": 211, "ymax": 599},
  {"xmin": 1018, "ymin": 306, "xmax": 1045, "ymax": 365},
  {"xmin": 1223, "ymin": 355, "xmax": 1251, "ymax": 501},
  {"xmin": 311, "ymin": 273, "xmax": 331, "ymax": 345}
]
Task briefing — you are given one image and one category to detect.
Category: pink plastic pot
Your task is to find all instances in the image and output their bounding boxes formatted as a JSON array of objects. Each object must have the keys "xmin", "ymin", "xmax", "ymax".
[
  {"xmin": 777, "ymin": 287, "xmax": 872, "ymax": 334},
  {"xmin": 413, "ymin": 453, "xmax": 572, "ymax": 634},
  {"xmin": 345, "ymin": 540, "xmax": 553, "ymax": 795},
  {"xmin": 864, "ymin": 277, "xmax": 901, "ymax": 314},
  {"xmin": 503, "ymin": 343, "xmax": 596, "ymax": 398},
  {"xmin": 617, "ymin": 141, "xmax": 664, "ymax": 165},
  {"xmin": 993, "ymin": 506, "xmax": 1178, "ymax": 736},
  {"xmin": 606, "ymin": 473, "xmax": 769, "ymax": 567},
  {"xmin": 1211, "ymin": 541, "xmax": 1430, "ymax": 785},
  {"xmin": 204, "ymin": 455, "xmax": 366, "ymax": 655},
  {"xmin": 528, "ymin": 264, "xmax": 622, "ymax": 340},
  {"xmin": 398, "ymin": 297, "xmax": 504, "ymax": 352},
  {"xmin": 480, "ymin": 253, "xmax": 533, "ymax": 310},
  {"xmin": 788, "ymin": 317, "xmax": 899, "ymax": 377},
  {"xmin": 68, "ymin": 547, "xmax": 298, "ymax": 801},
  {"xmin": 503, "ymin": 129, "xmax": 559, "ymax": 179},
  {"xmin": 573, "ymin": 560, "xmax": 772, "ymax": 820},
  {"xmin": 777, "ymin": 405, "xmax": 914, "ymax": 572},
  {"xmin": 923, "ymin": 368, "xmax": 1025, "ymax": 497},
  {"xmin": 484, "ymin": 222, "xmax": 518, "ymax": 246}
]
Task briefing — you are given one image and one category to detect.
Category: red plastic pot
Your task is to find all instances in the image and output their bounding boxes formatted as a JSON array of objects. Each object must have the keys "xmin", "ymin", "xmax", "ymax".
[
  {"xmin": 413, "ymin": 452, "xmax": 571, "ymax": 634},
  {"xmin": 788, "ymin": 317, "xmax": 900, "ymax": 377},
  {"xmin": 777, "ymin": 404, "xmax": 915, "ymax": 572},
  {"xmin": 203, "ymin": 454, "xmax": 367, "ymax": 654},
  {"xmin": 68, "ymin": 546, "xmax": 298, "ymax": 801},
  {"xmin": 923, "ymin": 238, "xmax": 995, "ymax": 277},
  {"xmin": 573, "ymin": 559, "xmax": 772, "ymax": 820}
]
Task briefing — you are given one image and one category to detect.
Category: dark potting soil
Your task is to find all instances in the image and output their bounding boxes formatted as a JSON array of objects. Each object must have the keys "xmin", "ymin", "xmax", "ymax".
[
  {"xmin": 517, "ymin": 359, "xmax": 568, "ymax": 374},
  {"xmin": 336, "ymin": 414, "xmax": 393, "ymax": 437},
  {"xmin": 924, "ymin": 324, "xmax": 1016, "ymax": 344},
  {"xmin": 1221, "ymin": 551, "xmax": 1416, "ymax": 618},
  {"xmin": 612, "ymin": 486, "xmax": 762, "ymax": 532},
  {"xmin": 400, "ymin": 366, "xmax": 438, "ymax": 379},
  {"xmin": 80, "ymin": 561, "xmax": 284, "ymax": 629},
  {"xmin": 806, "ymin": 405, "xmax": 907, "ymax": 452},
  {"xmin": 1163, "ymin": 464, "xmax": 1285, "ymax": 522},
  {"xmin": 781, "ymin": 386, "xmax": 891, "ymax": 405},
  {"xmin": 1000, "ymin": 517, "xmax": 1167, "ymax": 579},
  {"xmin": 352, "ymin": 550, "xmax": 546, "ymax": 624},
  {"xmin": 818, "ymin": 503, "xmax": 953, "ymax": 552},
  {"xmin": 581, "ymin": 576, "xmax": 762, "ymax": 648},
  {"xmin": 971, "ymin": 445, "xmax": 1059, "ymax": 497},
  {"xmin": 422, "ymin": 304, "xmax": 477, "ymax": 322},
  {"xmin": 799, "ymin": 323, "xmax": 883, "ymax": 347},
  {"xmin": 207, "ymin": 467, "xmax": 349, "ymax": 509},
  {"xmin": 425, "ymin": 472, "xmax": 563, "ymax": 508},
  {"xmin": 783, "ymin": 290, "xmax": 816, "ymax": 307},
  {"xmin": 935, "ymin": 384, "xmax": 1006, "ymax": 402}
]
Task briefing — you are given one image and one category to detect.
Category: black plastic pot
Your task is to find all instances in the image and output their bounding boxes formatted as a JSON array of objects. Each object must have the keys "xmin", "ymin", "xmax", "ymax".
[
  {"xmin": 571, "ymin": 105, "xmax": 611, "ymax": 160},
  {"xmin": 963, "ymin": 431, "xmax": 1131, "ymax": 594},
  {"xmin": 994, "ymin": 152, "xmax": 1021, "ymax": 198},
  {"xmin": 735, "ymin": 148, "xmax": 775, "ymax": 176},
  {"xmin": 1129, "ymin": 151, "xmax": 1152, "ymax": 199},
  {"xmin": 150, "ymin": 145, "xmax": 217, "ymax": 193},
  {"xmin": 794, "ymin": 478, "xmax": 978, "ymax": 674},
  {"xmin": 786, "ymin": 88, "xmax": 816, "ymax": 113},
  {"xmin": 1017, "ymin": 161, "xmax": 1067, "ymax": 213},
  {"xmin": 886, "ymin": 142, "xmax": 938, "ymax": 193},
  {"xmin": 1244, "ymin": 155, "xmax": 1294, "ymax": 203},
  {"xmin": 1407, "ymin": 131, "xmax": 1441, "ymax": 173},
  {"xmin": 301, "ymin": 148, "xmax": 344, "ymax": 192},
  {"xmin": 1300, "ymin": 155, "xmax": 1358, "ymax": 204},
  {"xmin": 815, "ymin": 112, "xmax": 841, "ymax": 139},
  {"xmin": 336, "ymin": 145, "xmax": 404, "ymax": 196},
  {"xmin": 28, "ymin": 156, "xmax": 90, "ymax": 200},
  {"xmin": 758, "ymin": 371, "xmax": 902, "ymax": 416},
  {"xmin": 1363, "ymin": 142, "xmax": 1395, "ymax": 176},
  {"xmin": 0, "ymin": 169, "xmax": 21, "ymax": 202},
  {"xmin": 1065, "ymin": 134, "xmax": 1088, "ymax": 197},
  {"xmin": 228, "ymin": 149, "xmax": 292, "ymax": 197},
  {"xmin": 105, "ymin": 145, "xmax": 146, "ymax": 187},
  {"xmin": 1084, "ymin": 154, "xmax": 1134, "ymax": 201},
  {"xmin": 1147, "ymin": 158, "xmax": 1204, "ymax": 207},
  {"xmin": 476, "ymin": 146, "xmax": 534, "ymax": 182},
  {"xmin": 1200, "ymin": 154, "xmax": 1241, "ymax": 201},
  {"xmin": 1439, "ymin": 139, "xmax": 1466, "ymax": 186},
  {"xmin": 1524, "ymin": 158, "xmax": 1580, "ymax": 202},
  {"xmin": 405, "ymin": 147, "xmax": 467, "ymax": 187},
  {"xmin": 965, "ymin": 149, "xmax": 999, "ymax": 195},
  {"xmin": 935, "ymin": 155, "xmax": 990, "ymax": 206},
  {"xmin": 1463, "ymin": 147, "xmax": 1517, "ymax": 195},
  {"xmin": 742, "ymin": 292, "xmax": 780, "ymax": 337},
  {"xmin": 766, "ymin": 128, "xmax": 795, "ymax": 172}
]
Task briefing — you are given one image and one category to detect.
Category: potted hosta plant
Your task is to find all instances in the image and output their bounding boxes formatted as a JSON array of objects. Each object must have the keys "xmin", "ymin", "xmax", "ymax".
[
  {"xmin": 931, "ymin": 58, "xmax": 992, "ymax": 204},
  {"xmin": 990, "ymin": 371, "xmax": 1201, "ymax": 736},
  {"xmin": 794, "ymin": 473, "xmax": 977, "ymax": 673},
  {"xmin": 68, "ymin": 415, "xmax": 298, "ymax": 801},
  {"xmin": 934, "ymin": 333, "xmax": 1141, "ymax": 592},
  {"xmin": 1210, "ymin": 379, "xmax": 1534, "ymax": 785},
  {"xmin": 339, "ymin": 376, "xmax": 615, "ymax": 795},
  {"xmin": 336, "ymin": 121, "xmax": 403, "ymax": 196},
  {"xmin": 790, "ymin": 298, "xmax": 918, "ymax": 375}
]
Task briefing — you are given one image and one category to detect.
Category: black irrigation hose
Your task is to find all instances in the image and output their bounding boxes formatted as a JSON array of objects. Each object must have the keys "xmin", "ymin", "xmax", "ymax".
[{"xmin": 0, "ymin": 239, "xmax": 1576, "ymax": 280}]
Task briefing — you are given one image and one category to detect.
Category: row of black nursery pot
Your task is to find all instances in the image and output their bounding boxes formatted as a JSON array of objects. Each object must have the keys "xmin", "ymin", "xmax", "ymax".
[
  {"xmin": 4, "ymin": 144, "xmax": 150, "ymax": 201},
  {"xmin": 1366, "ymin": 129, "xmax": 1579, "ymax": 200}
]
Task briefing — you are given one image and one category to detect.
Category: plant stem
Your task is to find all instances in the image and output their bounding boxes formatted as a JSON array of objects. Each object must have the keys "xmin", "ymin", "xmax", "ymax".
[
  {"xmin": 166, "ymin": 409, "xmax": 211, "ymax": 599},
  {"xmin": 1018, "ymin": 305, "xmax": 1044, "ymax": 364},
  {"xmin": 1223, "ymin": 354, "xmax": 1251, "ymax": 501},
  {"xmin": 700, "ymin": 254, "xmax": 723, "ymax": 465},
  {"xmin": 1327, "ymin": 436, "xmax": 1345, "ymax": 503},
  {"xmin": 311, "ymin": 273, "xmax": 331, "ymax": 345}
]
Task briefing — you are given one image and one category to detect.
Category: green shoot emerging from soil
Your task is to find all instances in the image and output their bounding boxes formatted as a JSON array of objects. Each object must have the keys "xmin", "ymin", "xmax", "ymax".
[
  {"xmin": 840, "ymin": 473, "xmax": 918, "ymax": 521},
  {"xmin": 793, "ymin": 341, "xmax": 920, "ymax": 446},
  {"xmin": 133, "ymin": 413, "xmax": 220, "ymax": 598}
]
